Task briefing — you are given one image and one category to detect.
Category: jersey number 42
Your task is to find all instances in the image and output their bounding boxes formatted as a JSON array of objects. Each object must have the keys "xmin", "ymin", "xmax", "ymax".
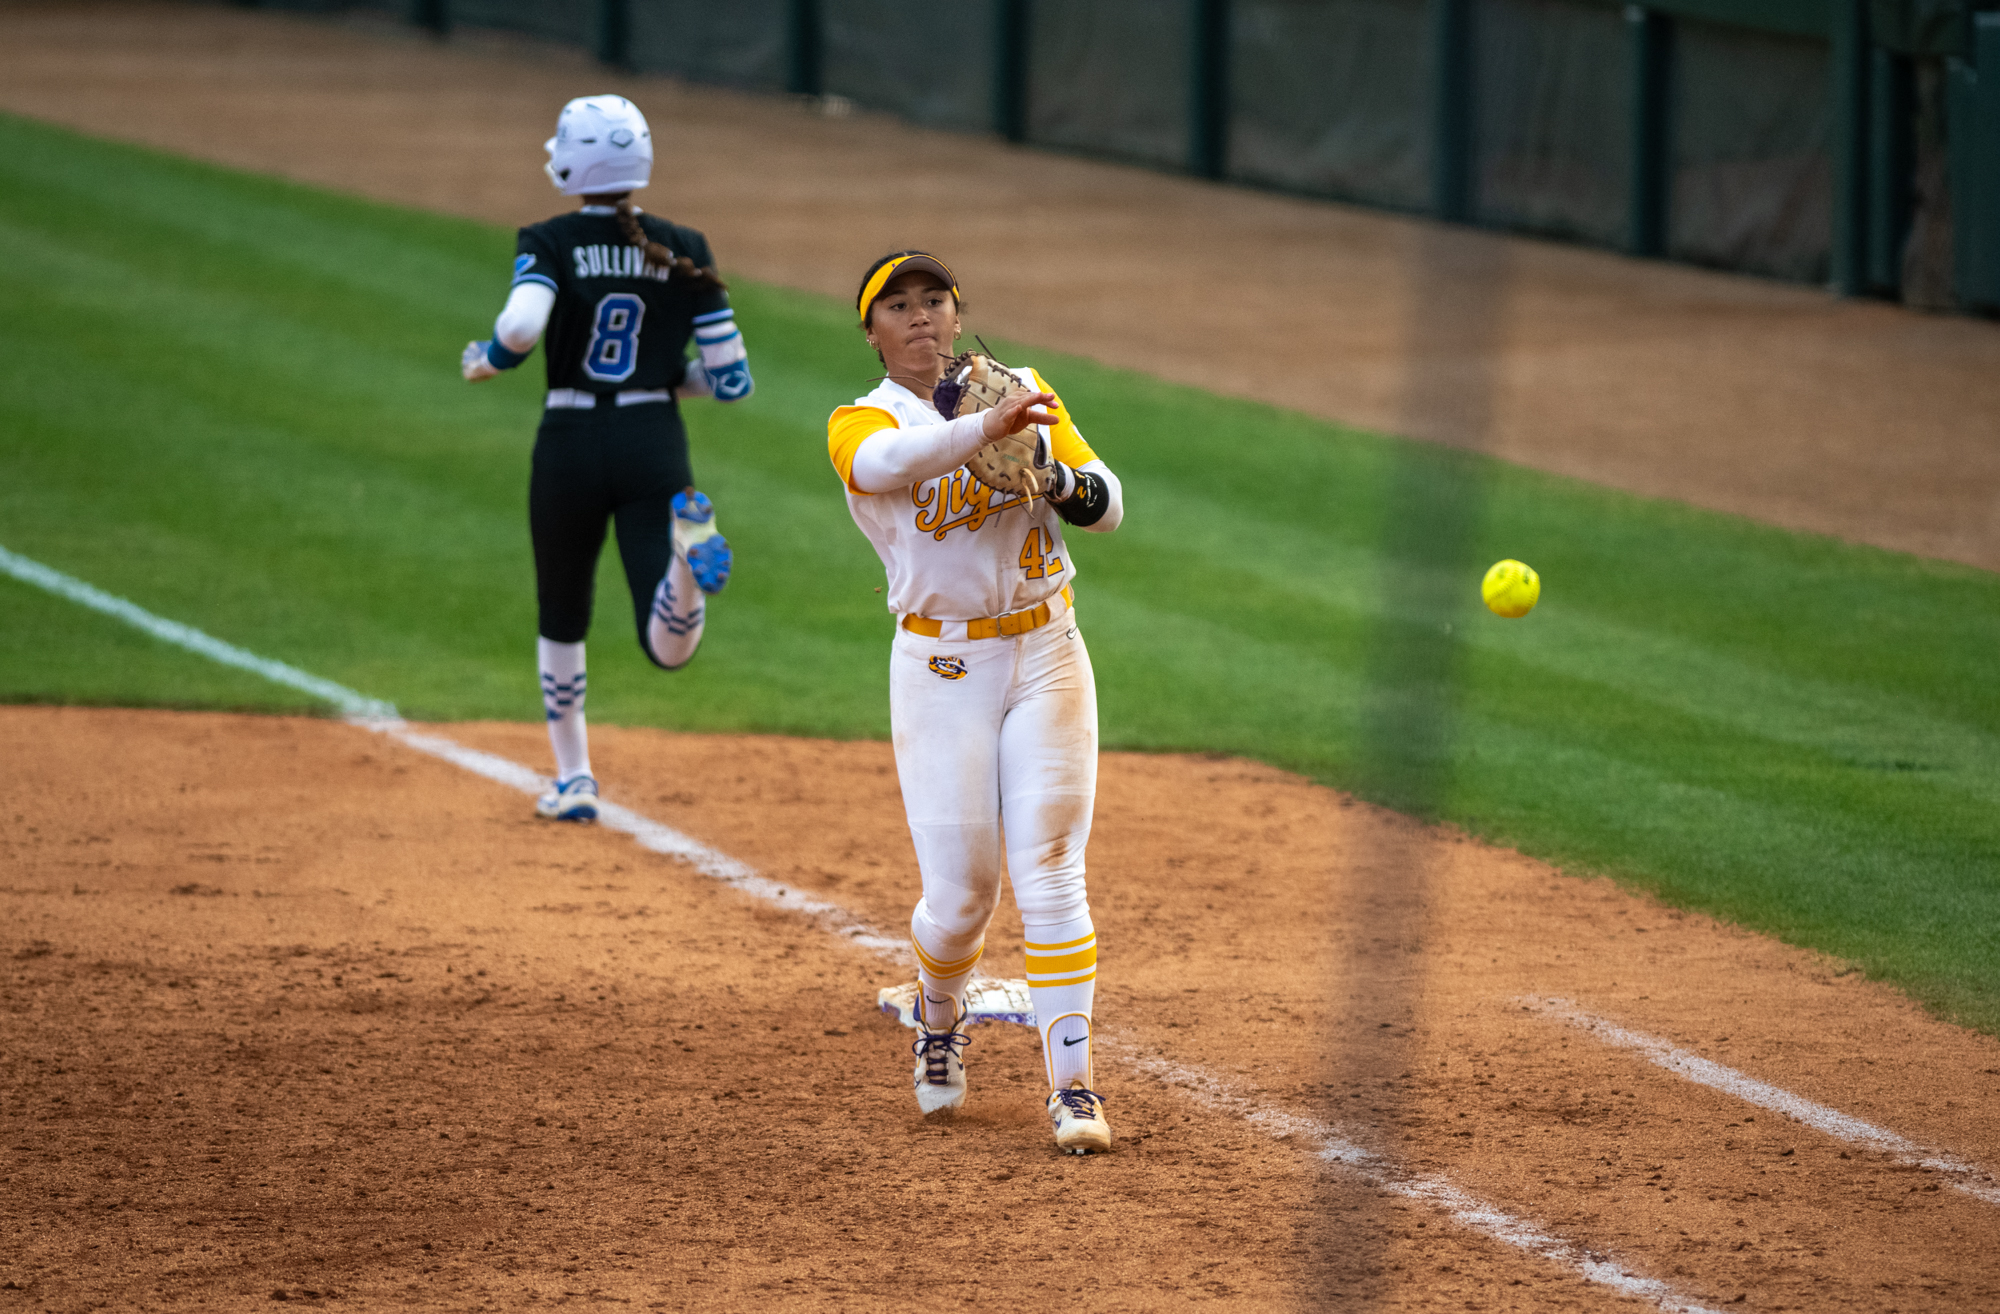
[
  {"xmin": 583, "ymin": 293, "xmax": 646, "ymax": 384},
  {"xmin": 1020, "ymin": 526, "xmax": 1064, "ymax": 580}
]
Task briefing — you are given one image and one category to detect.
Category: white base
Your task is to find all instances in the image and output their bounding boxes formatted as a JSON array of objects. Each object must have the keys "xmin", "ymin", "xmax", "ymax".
[{"xmin": 878, "ymin": 977, "xmax": 1035, "ymax": 1029}]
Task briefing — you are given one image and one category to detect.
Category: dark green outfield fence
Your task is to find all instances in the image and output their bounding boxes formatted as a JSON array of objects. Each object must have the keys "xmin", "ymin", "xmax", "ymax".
[{"xmin": 258, "ymin": 0, "xmax": 2000, "ymax": 310}]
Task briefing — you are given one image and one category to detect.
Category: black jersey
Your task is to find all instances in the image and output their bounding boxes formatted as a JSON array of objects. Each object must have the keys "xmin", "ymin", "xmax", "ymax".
[{"xmin": 514, "ymin": 208, "xmax": 730, "ymax": 394}]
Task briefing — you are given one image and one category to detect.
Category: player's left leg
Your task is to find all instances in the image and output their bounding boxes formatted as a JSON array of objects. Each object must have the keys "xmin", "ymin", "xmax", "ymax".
[
  {"xmin": 604, "ymin": 406, "xmax": 718, "ymax": 671},
  {"xmin": 999, "ymin": 613, "xmax": 1110, "ymax": 1153},
  {"xmin": 640, "ymin": 527, "xmax": 705, "ymax": 670},
  {"xmin": 633, "ymin": 490, "xmax": 732, "ymax": 668}
]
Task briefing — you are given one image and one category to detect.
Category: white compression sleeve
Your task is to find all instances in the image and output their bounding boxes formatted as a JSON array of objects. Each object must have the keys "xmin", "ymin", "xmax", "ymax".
[
  {"xmin": 494, "ymin": 283, "xmax": 556, "ymax": 355},
  {"xmin": 849, "ymin": 414, "xmax": 993, "ymax": 494}
]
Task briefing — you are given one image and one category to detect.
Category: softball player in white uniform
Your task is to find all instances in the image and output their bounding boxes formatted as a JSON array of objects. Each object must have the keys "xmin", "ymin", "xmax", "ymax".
[{"xmin": 827, "ymin": 253, "xmax": 1125, "ymax": 1154}]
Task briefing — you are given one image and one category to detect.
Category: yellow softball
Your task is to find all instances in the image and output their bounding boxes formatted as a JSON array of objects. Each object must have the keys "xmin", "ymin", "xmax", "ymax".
[{"xmin": 1481, "ymin": 559, "xmax": 1540, "ymax": 618}]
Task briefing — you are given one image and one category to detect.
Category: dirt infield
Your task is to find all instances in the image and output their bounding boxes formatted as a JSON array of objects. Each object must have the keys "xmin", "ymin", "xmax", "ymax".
[
  {"xmin": 6, "ymin": 705, "xmax": 1999, "ymax": 1310},
  {"xmin": 4, "ymin": 0, "xmax": 2000, "ymax": 572},
  {"xmin": 7, "ymin": 6, "xmax": 2000, "ymax": 1309}
]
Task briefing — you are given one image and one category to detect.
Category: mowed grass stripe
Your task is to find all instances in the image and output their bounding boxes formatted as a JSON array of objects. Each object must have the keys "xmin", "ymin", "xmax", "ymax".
[{"xmin": 1, "ymin": 113, "xmax": 1995, "ymax": 1028}]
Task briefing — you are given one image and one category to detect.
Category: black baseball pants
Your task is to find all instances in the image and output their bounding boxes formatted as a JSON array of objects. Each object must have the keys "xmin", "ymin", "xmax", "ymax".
[{"xmin": 528, "ymin": 401, "xmax": 694, "ymax": 666}]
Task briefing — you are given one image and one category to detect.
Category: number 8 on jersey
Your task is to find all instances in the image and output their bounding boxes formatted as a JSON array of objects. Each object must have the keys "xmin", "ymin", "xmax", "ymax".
[{"xmin": 584, "ymin": 292, "xmax": 646, "ymax": 383}]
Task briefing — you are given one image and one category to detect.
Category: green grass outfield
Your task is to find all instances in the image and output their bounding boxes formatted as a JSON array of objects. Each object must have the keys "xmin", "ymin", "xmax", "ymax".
[{"xmin": 4, "ymin": 113, "xmax": 1997, "ymax": 1030}]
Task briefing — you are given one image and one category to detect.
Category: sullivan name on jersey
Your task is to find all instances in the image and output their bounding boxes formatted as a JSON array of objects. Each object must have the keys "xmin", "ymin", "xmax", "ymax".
[{"xmin": 514, "ymin": 209, "xmax": 728, "ymax": 394}]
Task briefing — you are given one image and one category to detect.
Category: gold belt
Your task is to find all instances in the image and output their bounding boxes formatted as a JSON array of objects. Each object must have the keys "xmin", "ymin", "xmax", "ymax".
[{"xmin": 903, "ymin": 585, "xmax": 1073, "ymax": 640}]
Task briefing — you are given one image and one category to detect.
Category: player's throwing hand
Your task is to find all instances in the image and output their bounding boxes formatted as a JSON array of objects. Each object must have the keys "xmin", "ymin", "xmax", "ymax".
[{"xmin": 980, "ymin": 387, "xmax": 1059, "ymax": 438}]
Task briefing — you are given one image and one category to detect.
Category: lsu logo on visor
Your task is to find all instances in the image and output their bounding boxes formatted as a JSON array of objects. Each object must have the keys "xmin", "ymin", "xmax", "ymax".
[{"xmin": 928, "ymin": 656, "xmax": 968, "ymax": 680}]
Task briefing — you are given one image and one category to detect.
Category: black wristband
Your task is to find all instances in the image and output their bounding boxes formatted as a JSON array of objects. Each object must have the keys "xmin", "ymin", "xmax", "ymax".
[{"xmin": 1051, "ymin": 469, "xmax": 1109, "ymax": 527}]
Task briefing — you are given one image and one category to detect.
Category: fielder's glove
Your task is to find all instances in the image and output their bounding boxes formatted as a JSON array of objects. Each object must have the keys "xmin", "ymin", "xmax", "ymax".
[{"xmin": 934, "ymin": 349, "xmax": 1056, "ymax": 498}]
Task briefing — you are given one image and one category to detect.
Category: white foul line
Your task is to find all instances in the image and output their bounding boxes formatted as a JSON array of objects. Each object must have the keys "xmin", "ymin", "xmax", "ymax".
[
  {"xmin": 379, "ymin": 721, "xmax": 908, "ymax": 959},
  {"xmin": 0, "ymin": 544, "xmax": 398, "ymax": 721},
  {"xmin": 2, "ymin": 542, "xmax": 1721, "ymax": 1312},
  {"xmin": 1118, "ymin": 1048, "xmax": 1723, "ymax": 1314},
  {"xmin": 0, "ymin": 543, "xmax": 908, "ymax": 959},
  {"xmin": 1524, "ymin": 996, "xmax": 2000, "ymax": 1207}
]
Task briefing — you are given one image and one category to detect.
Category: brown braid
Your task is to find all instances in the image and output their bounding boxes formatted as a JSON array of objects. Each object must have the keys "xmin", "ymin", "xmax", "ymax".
[{"xmin": 614, "ymin": 198, "xmax": 726, "ymax": 291}]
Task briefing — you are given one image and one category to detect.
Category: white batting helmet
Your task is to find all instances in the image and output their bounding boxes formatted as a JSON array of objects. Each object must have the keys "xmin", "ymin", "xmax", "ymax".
[{"xmin": 543, "ymin": 95, "xmax": 653, "ymax": 196}]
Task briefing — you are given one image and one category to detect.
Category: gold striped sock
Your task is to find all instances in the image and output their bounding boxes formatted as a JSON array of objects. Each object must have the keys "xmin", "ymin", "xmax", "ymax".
[
  {"xmin": 1024, "ymin": 931, "xmax": 1097, "ymax": 986},
  {"xmin": 911, "ymin": 937, "xmax": 985, "ymax": 981}
]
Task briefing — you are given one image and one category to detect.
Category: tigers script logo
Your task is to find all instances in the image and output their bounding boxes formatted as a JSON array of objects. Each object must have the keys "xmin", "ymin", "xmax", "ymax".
[
  {"xmin": 912, "ymin": 469, "xmax": 1030, "ymax": 542},
  {"xmin": 928, "ymin": 656, "xmax": 968, "ymax": 680}
]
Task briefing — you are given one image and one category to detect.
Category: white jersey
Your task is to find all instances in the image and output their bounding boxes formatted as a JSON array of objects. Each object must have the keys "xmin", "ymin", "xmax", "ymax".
[{"xmin": 827, "ymin": 369, "xmax": 1106, "ymax": 622}]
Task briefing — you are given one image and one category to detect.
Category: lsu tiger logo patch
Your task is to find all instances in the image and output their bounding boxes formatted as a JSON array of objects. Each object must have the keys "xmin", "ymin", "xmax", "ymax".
[{"xmin": 928, "ymin": 656, "xmax": 969, "ymax": 680}]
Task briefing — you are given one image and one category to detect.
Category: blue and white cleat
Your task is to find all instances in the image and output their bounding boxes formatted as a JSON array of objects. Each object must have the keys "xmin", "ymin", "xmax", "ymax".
[
  {"xmin": 1047, "ymin": 1082, "xmax": 1113, "ymax": 1154},
  {"xmin": 535, "ymin": 774, "xmax": 600, "ymax": 823},
  {"xmin": 672, "ymin": 488, "xmax": 732, "ymax": 595}
]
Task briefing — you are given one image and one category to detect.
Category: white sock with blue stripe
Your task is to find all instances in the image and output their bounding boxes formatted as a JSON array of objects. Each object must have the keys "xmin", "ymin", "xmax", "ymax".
[
  {"xmin": 646, "ymin": 554, "xmax": 705, "ymax": 669},
  {"xmin": 538, "ymin": 637, "xmax": 591, "ymax": 783}
]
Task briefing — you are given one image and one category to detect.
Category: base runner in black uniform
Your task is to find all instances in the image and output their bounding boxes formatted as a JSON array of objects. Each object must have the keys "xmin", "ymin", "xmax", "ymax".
[{"xmin": 461, "ymin": 94, "xmax": 753, "ymax": 823}]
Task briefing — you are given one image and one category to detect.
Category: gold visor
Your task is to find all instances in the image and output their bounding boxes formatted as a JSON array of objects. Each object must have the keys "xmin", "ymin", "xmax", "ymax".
[{"xmin": 857, "ymin": 253, "xmax": 959, "ymax": 323}]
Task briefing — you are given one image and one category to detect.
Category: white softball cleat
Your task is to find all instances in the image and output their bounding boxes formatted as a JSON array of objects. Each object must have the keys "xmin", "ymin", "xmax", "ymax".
[
  {"xmin": 910, "ymin": 994, "xmax": 970, "ymax": 1115},
  {"xmin": 1047, "ymin": 1082, "xmax": 1113, "ymax": 1155},
  {"xmin": 535, "ymin": 774, "xmax": 600, "ymax": 823}
]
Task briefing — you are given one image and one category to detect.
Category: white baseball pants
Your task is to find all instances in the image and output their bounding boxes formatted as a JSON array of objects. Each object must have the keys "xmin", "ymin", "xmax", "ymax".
[{"xmin": 890, "ymin": 602, "xmax": 1101, "ymax": 1090}]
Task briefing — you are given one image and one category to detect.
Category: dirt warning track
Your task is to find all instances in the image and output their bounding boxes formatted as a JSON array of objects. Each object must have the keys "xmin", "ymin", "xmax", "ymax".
[{"xmin": 5, "ymin": 705, "xmax": 1997, "ymax": 1310}]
